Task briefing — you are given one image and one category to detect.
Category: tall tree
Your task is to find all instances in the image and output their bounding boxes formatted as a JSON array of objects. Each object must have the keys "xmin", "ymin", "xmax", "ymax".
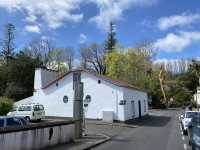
[
  {"xmin": 190, "ymin": 59, "xmax": 200, "ymax": 85},
  {"xmin": 63, "ymin": 47, "xmax": 74, "ymax": 70},
  {"xmin": 105, "ymin": 22, "xmax": 117, "ymax": 53},
  {"xmin": 1, "ymin": 23, "xmax": 15, "ymax": 63},
  {"xmin": 25, "ymin": 38, "xmax": 53, "ymax": 67},
  {"xmin": 80, "ymin": 43, "xmax": 106, "ymax": 75}
]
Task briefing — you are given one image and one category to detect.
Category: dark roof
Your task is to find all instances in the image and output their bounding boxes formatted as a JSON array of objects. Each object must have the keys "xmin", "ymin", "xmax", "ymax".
[{"xmin": 42, "ymin": 69, "xmax": 146, "ymax": 92}]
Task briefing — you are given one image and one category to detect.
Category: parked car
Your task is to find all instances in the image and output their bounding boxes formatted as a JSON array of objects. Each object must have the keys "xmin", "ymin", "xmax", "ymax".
[
  {"xmin": 0, "ymin": 116, "xmax": 28, "ymax": 127},
  {"xmin": 181, "ymin": 111, "xmax": 198, "ymax": 135},
  {"xmin": 7, "ymin": 103, "xmax": 45, "ymax": 122},
  {"xmin": 188, "ymin": 115, "xmax": 200, "ymax": 150}
]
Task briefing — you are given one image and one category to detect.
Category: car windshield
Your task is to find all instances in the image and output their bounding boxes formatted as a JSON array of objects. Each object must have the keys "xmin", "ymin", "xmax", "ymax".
[{"xmin": 192, "ymin": 113, "xmax": 200, "ymax": 125}]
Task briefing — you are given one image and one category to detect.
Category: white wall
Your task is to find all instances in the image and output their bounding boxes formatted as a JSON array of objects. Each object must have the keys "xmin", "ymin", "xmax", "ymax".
[
  {"xmin": 34, "ymin": 73, "xmax": 74, "ymax": 117},
  {"xmin": 123, "ymin": 88, "xmax": 148, "ymax": 121},
  {"xmin": 33, "ymin": 71, "xmax": 125, "ymax": 121},
  {"xmin": 81, "ymin": 72, "xmax": 124, "ymax": 121}
]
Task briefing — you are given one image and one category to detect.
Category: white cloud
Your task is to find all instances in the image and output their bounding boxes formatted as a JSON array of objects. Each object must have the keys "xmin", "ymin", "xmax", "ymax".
[
  {"xmin": 25, "ymin": 25, "xmax": 40, "ymax": 33},
  {"xmin": 89, "ymin": 0, "xmax": 157, "ymax": 30},
  {"xmin": 157, "ymin": 13, "xmax": 200, "ymax": 30},
  {"xmin": 0, "ymin": 0, "xmax": 83, "ymax": 29},
  {"xmin": 79, "ymin": 33, "xmax": 87, "ymax": 43},
  {"xmin": 0, "ymin": 0, "xmax": 157, "ymax": 31},
  {"xmin": 154, "ymin": 31, "xmax": 200, "ymax": 52}
]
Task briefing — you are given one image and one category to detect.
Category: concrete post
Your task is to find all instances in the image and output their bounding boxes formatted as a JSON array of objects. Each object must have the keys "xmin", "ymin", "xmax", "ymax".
[{"xmin": 73, "ymin": 82, "xmax": 84, "ymax": 138}]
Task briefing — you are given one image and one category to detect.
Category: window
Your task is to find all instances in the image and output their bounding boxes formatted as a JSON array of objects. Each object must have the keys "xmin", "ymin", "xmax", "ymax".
[
  {"xmin": 18, "ymin": 106, "xmax": 31, "ymax": 111},
  {"xmin": 7, "ymin": 118, "xmax": 21, "ymax": 126},
  {"xmin": 119, "ymin": 100, "xmax": 126, "ymax": 105},
  {"xmin": 85, "ymin": 95, "xmax": 91, "ymax": 103},
  {"xmin": 98, "ymin": 80, "xmax": 101, "ymax": 84},
  {"xmin": 18, "ymin": 106, "xmax": 23, "ymax": 111},
  {"xmin": 11, "ymin": 107, "xmax": 17, "ymax": 112},
  {"xmin": 63, "ymin": 96, "xmax": 68, "ymax": 103},
  {"xmin": 0, "ymin": 119, "xmax": 4, "ymax": 127},
  {"xmin": 24, "ymin": 106, "xmax": 31, "ymax": 111}
]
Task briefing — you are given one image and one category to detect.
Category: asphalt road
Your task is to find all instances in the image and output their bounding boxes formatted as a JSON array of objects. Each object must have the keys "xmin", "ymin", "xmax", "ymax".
[{"xmin": 91, "ymin": 109, "xmax": 191, "ymax": 150}]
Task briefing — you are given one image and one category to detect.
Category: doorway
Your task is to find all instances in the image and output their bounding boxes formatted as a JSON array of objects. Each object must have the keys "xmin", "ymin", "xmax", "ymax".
[{"xmin": 138, "ymin": 100, "xmax": 141, "ymax": 118}]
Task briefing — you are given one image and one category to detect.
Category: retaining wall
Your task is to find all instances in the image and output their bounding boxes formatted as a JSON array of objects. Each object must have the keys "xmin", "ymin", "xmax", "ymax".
[{"xmin": 0, "ymin": 120, "xmax": 75, "ymax": 150}]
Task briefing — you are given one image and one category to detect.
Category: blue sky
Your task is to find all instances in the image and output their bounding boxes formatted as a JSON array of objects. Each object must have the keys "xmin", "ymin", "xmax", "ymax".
[{"xmin": 0, "ymin": 0, "xmax": 200, "ymax": 62}]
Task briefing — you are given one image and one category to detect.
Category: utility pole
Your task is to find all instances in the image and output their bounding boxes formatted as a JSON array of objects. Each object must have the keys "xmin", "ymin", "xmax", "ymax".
[{"xmin": 73, "ymin": 81, "xmax": 84, "ymax": 138}]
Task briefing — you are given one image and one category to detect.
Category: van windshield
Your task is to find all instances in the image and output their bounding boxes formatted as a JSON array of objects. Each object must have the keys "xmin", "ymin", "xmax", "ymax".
[{"xmin": 33, "ymin": 105, "xmax": 44, "ymax": 111}]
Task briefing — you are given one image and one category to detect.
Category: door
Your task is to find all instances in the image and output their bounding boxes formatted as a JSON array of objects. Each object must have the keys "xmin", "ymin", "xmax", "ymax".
[
  {"xmin": 131, "ymin": 101, "xmax": 135, "ymax": 118},
  {"xmin": 138, "ymin": 100, "xmax": 141, "ymax": 118}
]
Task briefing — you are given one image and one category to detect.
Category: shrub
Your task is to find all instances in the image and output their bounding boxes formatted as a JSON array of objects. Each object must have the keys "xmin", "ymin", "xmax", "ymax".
[{"xmin": 0, "ymin": 97, "xmax": 13, "ymax": 116}]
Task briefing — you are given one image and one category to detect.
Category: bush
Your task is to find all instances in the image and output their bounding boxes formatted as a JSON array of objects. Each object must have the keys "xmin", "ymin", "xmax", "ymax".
[{"xmin": 0, "ymin": 97, "xmax": 13, "ymax": 116}]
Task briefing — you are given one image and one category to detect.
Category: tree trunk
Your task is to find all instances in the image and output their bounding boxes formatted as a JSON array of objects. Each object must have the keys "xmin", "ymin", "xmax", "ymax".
[{"xmin": 159, "ymin": 69, "xmax": 168, "ymax": 108}]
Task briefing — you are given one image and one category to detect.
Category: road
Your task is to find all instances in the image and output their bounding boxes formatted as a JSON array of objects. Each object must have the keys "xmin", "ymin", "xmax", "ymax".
[{"xmin": 90, "ymin": 109, "xmax": 191, "ymax": 150}]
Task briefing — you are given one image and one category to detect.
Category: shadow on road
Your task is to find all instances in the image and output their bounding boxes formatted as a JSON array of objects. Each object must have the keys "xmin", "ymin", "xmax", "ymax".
[{"xmin": 125, "ymin": 115, "xmax": 171, "ymax": 127}]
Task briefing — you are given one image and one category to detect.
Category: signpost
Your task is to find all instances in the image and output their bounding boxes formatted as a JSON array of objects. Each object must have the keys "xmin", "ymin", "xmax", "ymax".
[{"xmin": 73, "ymin": 82, "xmax": 83, "ymax": 138}]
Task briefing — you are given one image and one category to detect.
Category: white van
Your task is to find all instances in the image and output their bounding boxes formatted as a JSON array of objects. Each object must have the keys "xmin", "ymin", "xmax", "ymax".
[{"xmin": 7, "ymin": 103, "xmax": 45, "ymax": 121}]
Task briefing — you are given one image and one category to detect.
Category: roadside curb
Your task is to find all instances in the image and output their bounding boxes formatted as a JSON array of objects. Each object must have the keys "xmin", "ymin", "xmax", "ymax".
[
  {"xmin": 87, "ymin": 122, "xmax": 138, "ymax": 129},
  {"xmin": 82, "ymin": 134, "xmax": 111, "ymax": 150}
]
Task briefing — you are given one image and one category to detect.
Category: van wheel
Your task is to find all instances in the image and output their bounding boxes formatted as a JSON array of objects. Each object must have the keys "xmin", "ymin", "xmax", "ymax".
[{"xmin": 25, "ymin": 116, "xmax": 30, "ymax": 122}]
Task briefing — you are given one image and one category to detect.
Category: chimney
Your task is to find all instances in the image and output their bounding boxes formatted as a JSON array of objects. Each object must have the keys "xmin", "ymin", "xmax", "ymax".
[
  {"xmin": 34, "ymin": 67, "xmax": 58, "ymax": 91},
  {"xmin": 34, "ymin": 68, "xmax": 43, "ymax": 90}
]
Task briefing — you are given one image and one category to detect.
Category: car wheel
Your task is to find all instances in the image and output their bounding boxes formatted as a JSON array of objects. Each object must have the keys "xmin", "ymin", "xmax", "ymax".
[
  {"xmin": 25, "ymin": 116, "xmax": 30, "ymax": 122},
  {"xmin": 183, "ymin": 130, "xmax": 188, "ymax": 135},
  {"xmin": 189, "ymin": 140, "xmax": 191, "ymax": 145},
  {"xmin": 192, "ymin": 146, "xmax": 195, "ymax": 150}
]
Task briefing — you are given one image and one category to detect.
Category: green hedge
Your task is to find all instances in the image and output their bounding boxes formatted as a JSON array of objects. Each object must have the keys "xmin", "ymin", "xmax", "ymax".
[{"xmin": 0, "ymin": 97, "xmax": 13, "ymax": 116}]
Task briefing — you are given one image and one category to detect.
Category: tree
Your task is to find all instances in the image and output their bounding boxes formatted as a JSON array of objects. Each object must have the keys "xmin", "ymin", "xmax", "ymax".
[
  {"xmin": 158, "ymin": 68, "xmax": 168, "ymax": 107},
  {"xmin": 106, "ymin": 51, "xmax": 127, "ymax": 79},
  {"xmin": 25, "ymin": 38, "xmax": 53, "ymax": 67},
  {"xmin": 105, "ymin": 22, "xmax": 117, "ymax": 53},
  {"xmin": 80, "ymin": 43, "xmax": 107, "ymax": 75},
  {"xmin": 1, "ymin": 23, "xmax": 15, "ymax": 63},
  {"xmin": 3, "ymin": 51, "xmax": 41, "ymax": 101},
  {"xmin": 190, "ymin": 59, "xmax": 200, "ymax": 85},
  {"xmin": 63, "ymin": 47, "xmax": 74, "ymax": 70},
  {"xmin": 0, "ymin": 97, "xmax": 13, "ymax": 115}
]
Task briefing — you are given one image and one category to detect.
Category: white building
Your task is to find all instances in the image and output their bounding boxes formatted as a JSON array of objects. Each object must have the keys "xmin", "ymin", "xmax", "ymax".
[{"xmin": 16, "ymin": 68, "xmax": 148, "ymax": 121}]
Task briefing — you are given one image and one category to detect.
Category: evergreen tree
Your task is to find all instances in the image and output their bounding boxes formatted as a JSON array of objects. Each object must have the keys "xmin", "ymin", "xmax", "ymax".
[
  {"xmin": 105, "ymin": 22, "xmax": 116, "ymax": 53},
  {"xmin": 1, "ymin": 23, "xmax": 15, "ymax": 63}
]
